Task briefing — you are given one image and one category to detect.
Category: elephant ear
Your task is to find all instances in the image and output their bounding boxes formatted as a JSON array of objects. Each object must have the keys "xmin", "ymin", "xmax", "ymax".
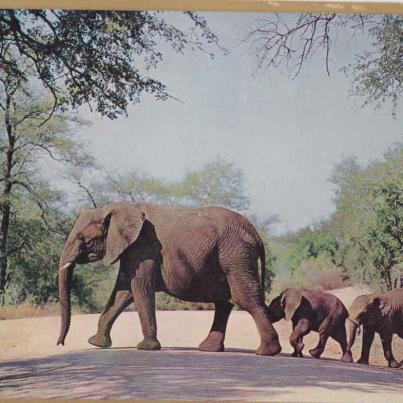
[
  {"xmin": 102, "ymin": 202, "xmax": 145, "ymax": 265},
  {"xmin": 281, "ymin": 289, "xmax": 303, "ymax": 321},
  {"xmin": 374, "ymin": 296, "xmax": 392, "ymax": 317}
]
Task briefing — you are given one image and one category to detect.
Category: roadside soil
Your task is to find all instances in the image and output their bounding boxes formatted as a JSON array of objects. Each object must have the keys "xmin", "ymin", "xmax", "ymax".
[
  {"xmin": 0, "ymin": 286, "xmax": 401, "ymax": 401},
  {"xmin": 1, "ymin": 286, "xmax": 401, "ymax": 366}
]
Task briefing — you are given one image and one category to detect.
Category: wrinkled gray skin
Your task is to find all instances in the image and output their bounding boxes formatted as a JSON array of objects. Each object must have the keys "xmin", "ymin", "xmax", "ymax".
[
  {"xmin": 267, "ymin": 288, "xmax": 350, "ymax": 360},
  {"xmin": 57, "ymin": 201, "xmax": 281, "ymax": 356},
  {"xmin": 340, "ymin": 288, "xmax": 403, "ymax": 368}
]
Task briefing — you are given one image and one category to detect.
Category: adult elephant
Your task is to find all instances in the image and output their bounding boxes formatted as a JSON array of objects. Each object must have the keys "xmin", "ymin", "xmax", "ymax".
[
  {"xmin": 57, "ymin": 201, "xmax": 281, "ymax": 356},
  {"xmin": 267, "ymin": 288, "xmax": 350, "ymax": 360},
  {"xmin": 341, "ymin": 289, "xmax": 403, "ymax": 368}
]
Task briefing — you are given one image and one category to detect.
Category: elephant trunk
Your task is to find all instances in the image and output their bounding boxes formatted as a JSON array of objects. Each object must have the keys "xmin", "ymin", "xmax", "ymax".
[
  {"xmin": 57, "ymin": 262, "xmax": 75, "ymax": 346},
  {"xmin": 346, "ymin": 318, "xmax": 360, "ymax": 354}
]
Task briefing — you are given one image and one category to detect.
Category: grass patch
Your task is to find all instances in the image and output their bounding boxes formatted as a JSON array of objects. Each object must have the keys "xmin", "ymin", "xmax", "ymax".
[
  {"xmin": 126, "ymin": 293, "xmax": 214, "ymax": 311},
  {"xmin": 0, "ymin": 302, "xmax": 83, "ymax": 320},
  {"xmin": 1, "ymin": 294, "xmax": 214, "ymax": 320}
]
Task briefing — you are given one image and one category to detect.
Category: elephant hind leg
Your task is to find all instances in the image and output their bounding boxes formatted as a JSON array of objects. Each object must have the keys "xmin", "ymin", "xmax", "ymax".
[
  {"xmin": 199, "ymin": 301, "xmax": 233, "ymax": 352},
  {"xmin": 222, "ymin": 260, "xmax": 281, "ymax": 356}
]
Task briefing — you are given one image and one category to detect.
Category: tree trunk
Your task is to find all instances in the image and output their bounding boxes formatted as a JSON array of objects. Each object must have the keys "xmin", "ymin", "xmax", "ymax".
[{"xmin": 0, "ymin": 93, "xmax": 15, "ymax": 298}]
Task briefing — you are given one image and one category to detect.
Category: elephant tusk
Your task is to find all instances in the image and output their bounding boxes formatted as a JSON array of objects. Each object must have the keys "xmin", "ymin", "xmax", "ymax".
[{"xmin": 59, "ymin": 263, "xmax": 74, "ymax": 272}]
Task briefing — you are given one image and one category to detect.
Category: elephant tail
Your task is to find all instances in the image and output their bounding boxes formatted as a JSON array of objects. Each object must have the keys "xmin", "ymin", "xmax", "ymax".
[{"xmin": 259, "ymin": 244, "xmax": 266, "ymax": 294}]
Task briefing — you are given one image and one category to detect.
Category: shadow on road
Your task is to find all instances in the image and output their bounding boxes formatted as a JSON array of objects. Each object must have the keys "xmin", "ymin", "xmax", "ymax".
[{"xmin": 0, "ymin": 348, "xmax": 402, "ymax": 400}]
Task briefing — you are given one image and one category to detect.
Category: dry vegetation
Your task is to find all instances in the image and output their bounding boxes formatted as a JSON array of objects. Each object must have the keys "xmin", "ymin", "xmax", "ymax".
[{"xmin": 0, "ymin": 302, "xmax": 82, "ymax": 320}]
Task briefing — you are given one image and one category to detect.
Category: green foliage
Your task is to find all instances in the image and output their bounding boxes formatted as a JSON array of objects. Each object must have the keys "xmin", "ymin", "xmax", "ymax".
[
  {"xmin": 344, "ymin": 15, "xmax": 403, "ymax": 117},
  {"xmin": 267, "ymin": 225, "xmax": 349, "ymax": 297},
  {"xmin": 175, "ymin": 159, "xmax": 250, "ymax": 211},
  {"xmin": 280, "ymin": 228, "xmax": 339, "ymax": 276},
  {"xmin": 155, "ymin": 293, "xmax": 213, "ymax": 311},
  {"xmin": 102, "ymin": 170, "xmax": 174, "ymax": 206},
  {"xmin": 327, "ymin": 144, "xmax": 403, "ymax": 291},
  {"xmin": 0, "ymin": 10, "xmax": 219, "ymax": 118},
  {"xmin": 76, "ymin": 159, "xmax": 250, "ymax": 212},
  {"xmin": 264, "ymin": 148, "xmax": 401, "ymax": 295},
  {"xmin": 5, "ymin": 210, "xmax": 93, "ymax": 307},
  {"xmin": 362, "ymin": 181, "xmax": 403, "ymax": 290},
  {"xmin": 0, "ymin": 73, "xmax": 93, "ymax": 297}
]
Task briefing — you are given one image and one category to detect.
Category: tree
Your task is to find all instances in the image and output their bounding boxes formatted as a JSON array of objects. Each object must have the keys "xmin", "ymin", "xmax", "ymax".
[
  {"xmin": 363, "ymin": 181, "xmax": 402, "ymax": 290},
  {"xmin": 7, "ymin": 209, "xmax": 85, "ymax": 306},
  {"xmin": 327, "ymin": 144, "xmax": 403, "ymax": 290},
  {"xmin": 0, "ymin": 10, "xmax": 219, "ymax": 119},
  {"xmin": 0, "ymin": 74, "xmax": 91, "ymax": 295},
  {"xmin": 280, "ymin": 227, "xmax": 339, "ymax": 276},
  {"xmin": 176, "ymin": 159, "xmax": 250, "ymax": 212},
  {"xmin": 246, "ymin": 14, "xmax": 402, "ymax": 114},
  {"xmin": 74, "ymin": 159, "xmax": 250, "ymax": 213}
]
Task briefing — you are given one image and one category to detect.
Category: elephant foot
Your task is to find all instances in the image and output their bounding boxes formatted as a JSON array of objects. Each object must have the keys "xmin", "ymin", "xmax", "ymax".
[
  {"xmin": 388, "ymin": 360, "xmax": 401, "ymax": 369},
  {"xmin": 340, "ymin": 352, "xmax": 353, "ymax": 363},
  {"xmin": 292, "ymin": 341, "xmax": 304, "ymax": 352},
  {"xmin": 88, "ymin": 333, "xmax": 112, "ymax": 348},
  {"xmin": 291, "ymin": 351, "xmax": 303, "ymax": 358},
  {"xmin": 199, "ymin": 332, "xmax": 225, "ymax": 352},
  {"xmin": 256, "ymin": 341, "xmax": 282, "ymax": 356},
  {"xmin": 137, "ymin": 337, "xmax": 161, "ymax": 351},
  {"xmin": 357, "ymin": 358, "xmax": 369, "ymax": 365},
  {"xmin": 309, "ymin": 348, "xmax": 323, "ymax": 359}
]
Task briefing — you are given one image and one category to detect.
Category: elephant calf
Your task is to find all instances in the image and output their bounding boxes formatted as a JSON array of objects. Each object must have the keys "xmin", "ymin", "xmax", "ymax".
[
  {"xmin": 341, "ymin": 288, "xmax": 403, "ymax": 368},
  {"xmin": 267, "ymin": 288, "xmax": 350, "ymax": 360}
]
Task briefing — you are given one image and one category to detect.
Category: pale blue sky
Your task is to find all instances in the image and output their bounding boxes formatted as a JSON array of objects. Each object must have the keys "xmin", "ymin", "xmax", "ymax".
[{"xmin": 72, "ymin": 12, "xmax": 402, "ymax": 234}]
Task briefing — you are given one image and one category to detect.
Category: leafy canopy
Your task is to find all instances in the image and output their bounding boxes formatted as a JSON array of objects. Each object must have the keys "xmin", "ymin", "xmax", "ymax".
[
  {"xmin": 246, "ymin": 14, "xmax": 402, "ymax": 115},
  {"xmin": 0, "ymin": 10, "xmax": 220, "ymax": 118}
]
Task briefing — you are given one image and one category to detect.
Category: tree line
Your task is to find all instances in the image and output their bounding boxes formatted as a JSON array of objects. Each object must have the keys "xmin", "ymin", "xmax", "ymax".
[{"xmin": 269, "ymin": 144, "xmax": 402, "ymax": 295}]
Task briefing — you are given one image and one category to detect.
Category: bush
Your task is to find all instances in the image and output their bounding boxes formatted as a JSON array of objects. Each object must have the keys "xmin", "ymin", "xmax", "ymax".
[{"xmin": 155, "ymin": 293, "xmax": 214, "ymax": 311}]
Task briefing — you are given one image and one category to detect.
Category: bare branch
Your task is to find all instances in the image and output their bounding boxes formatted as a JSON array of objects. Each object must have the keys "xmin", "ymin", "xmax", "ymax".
[
  {"xmin": 75, "ymin": 181, "xmax": 98, "ymax": 208},
  {"xmin": 246, "ymin": 13, "xmax": 337, "ymax": 77},
  {"xmin": 6, "ymin": 241, "xmax": 25, "ymax": 257},
  {"xmin": 24, "ymin": 142, "xmax": 64, "ymax": 162},
  {"xmin": 65, "ymin": 172, "xmax": 98, "ymax": 208}
]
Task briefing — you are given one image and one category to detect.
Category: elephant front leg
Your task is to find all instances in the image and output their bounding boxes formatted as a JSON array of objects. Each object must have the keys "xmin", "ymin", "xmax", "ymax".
[
  {"xmin": 132, "ymin": 260, "xmax": 161, "ymax": 351},
  {"xmin": 309, "ymin": 318, "xmax": 332, "ymax": 359},
  {"xmin": 357, "ymin": 325, "xmax": 374, "ymax": 365},
  {"xmin": 199, "ymin": 301, "xmax": 233, "ymax": 352},
  {"xmin": 88, "ymin": 269, "xmax": 133, "ymax": 348},
  {"xmin": 290, "ymin": 319, "xmax": 310, "ymax": 357},
  {"xmin": 380, "ymin": 333, "xmax": 400, "ymax": 368}
]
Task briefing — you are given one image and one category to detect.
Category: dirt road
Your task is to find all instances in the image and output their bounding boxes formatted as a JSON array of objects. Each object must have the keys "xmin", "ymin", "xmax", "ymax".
[{"xmin": 0, "ymin": 287, "xmax": 402, "ymax": 401}]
